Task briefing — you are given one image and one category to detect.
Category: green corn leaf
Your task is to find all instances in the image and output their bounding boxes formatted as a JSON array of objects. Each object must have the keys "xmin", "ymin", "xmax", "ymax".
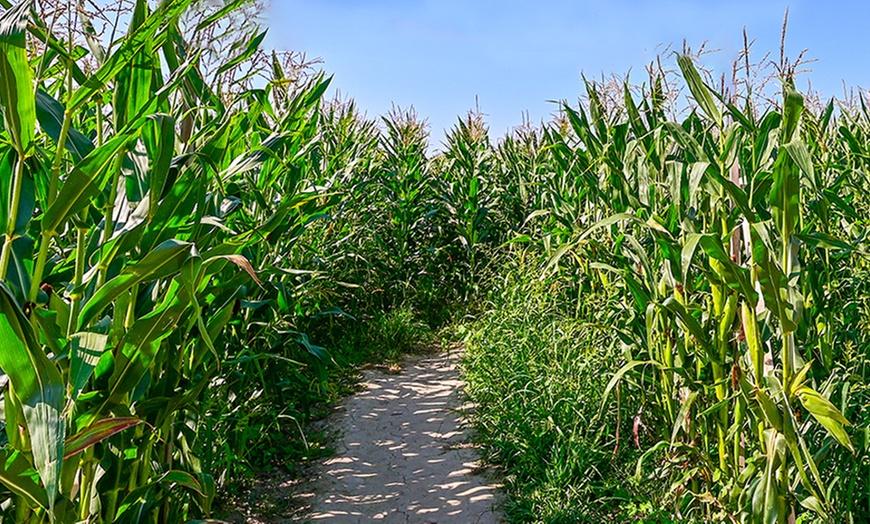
[
  {"xmin": 142, "ymin": 114, "xmax": 176, "ymax": 219},
  {"xmin": 788, "ymin": 361, "xmax": 813, "ymax": 397},
  {"xmin": 783, "ymin": 139, "xmax": 814, "ymax": 180},
  {"xmin": 680, "ymin": 233, "xmax": 703, "ymax": 288},
  {"xmin": 755, "ymin": 387, "xmax": 784, "ymax": 431},
  {"xmin": 69, "ymin": 331, "xmax": 109, "ymax": 401},
  {"xmin": 4, "ymin": 236, "xmax": 32, "ymax": 301},
  {"xmin": 217, "ymin": 29, "xmax": 267, "ymax": 76},
  {"xmin": 749, "ymin": 222, "xmax": 797, "ymax": 332},
  {"xmin": 781, "ymin": 86, "xmax": 804, "ymax": 143},
  {"xmin": 78, "ymin": 239, "xmax": 196, "ymax": 329},
  {"xmin": 770, "ymin": 99, "xmax": 803, "ymax": 246},
  {"xmin": 34, "ymin": 90, "xmax": 94, "ymax": 161},
  {"xmin": 661, "ymin": 297, "xmax": 709, "ymax": 347},
  {"xmin": 634, "ymin": 440, "xmax": 669, "ymax": 480},
  {"xmin": 0, "ymin": 1, "xmax": 35, "ymax": 154},
  {"xmin": 780, "ymin": 390, "xmax": 828, "ymax": 509},
  {"xmin": 195, "ymin": 0, "xmax": 251, "ymax": 31},
  {"xmin": 797, "ymin": 386, "xmax": 854, "ymax": 452},
  {"xmin": 665, "ymin": 121, "xmax": 708, "ymax": 162},
  {"xmin": 67, "ymin": 0, "xmax": 194, "ymax": 112},
  {"xmin": 0, "ymin": 282, "xmax": 64, "ymax": 513},
  {"xmin": 114, "ymin": 0, "xmax": 155, "ymax": 129},
  {"xmin": 0, "ymin": 448, "xmax": 48, "ymax": 510},
  {"xmin": 598, "ymin": 360, "xmax": 664, "ymax": 418},
  {"xmin": 113, "ymin": 469, "xmax": 204, "ymax": 523},
  {"xmin": 0, "ymin": 150, "xmax": 34, "ymax": 239},
  {"xmin": 794, "ymin": 232, "xmax": 852, "ymax": 252},
  {"xmin": 100, "ymin": 286, "xmax": 191, "ymax": 411},
  {"xmin": 42, "ymin": 133, "xmax": 129, "ymax": 234},
  {"xmin": 623, "ymin": 83, "xmax": 648, "ymax": 139},
  {"xmin": 687, "ymin": 161, "xmax": 709, "ymax": 211},
  {"xmin": 697, "ymin": 234, "xmax": 758, "ymax": 306},
  {"xmin": 677, "ymin": 54, "xmax": 721, "ymax": 126}
]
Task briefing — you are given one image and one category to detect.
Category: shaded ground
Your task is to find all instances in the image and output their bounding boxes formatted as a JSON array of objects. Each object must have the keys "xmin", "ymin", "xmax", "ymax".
[
  {"xmin": 299, "ymin": 350, "xmax": 502, "ymax": 522},
  {"xmin": 221, "ymin": 350, "xmax": 502, "ymax": 523}
]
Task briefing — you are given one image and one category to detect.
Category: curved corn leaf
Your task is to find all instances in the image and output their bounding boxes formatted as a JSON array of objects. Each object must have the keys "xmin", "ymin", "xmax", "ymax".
[
  {"xmin": 67, "ymin": 0, "xmax": 194, "ymax": 112},
  {"xmin": 42, "ymin": 133, "xmax": 128, "ymax": 234},
  {"xmin": 677, "ymin": 54, "xmax": 721, "ymax": 125},
  {"xmin": 98, "ymin": 283, "xmax": 191, "ymax": 412},
  {"xmin": 0, "ymin": 282, "xmax": 64, "ymax": 513},
  {"xmin": 78, "ymin": 239, "xmax": 196, "ymax": 329},
  {"xmin": 35, "ymin": 89, "xmax": 94, "ymax": 161},
  {"xmin": 797, "ymin": 386, "xmax": 854, "ymax": 453},
  {"xmin": 0, "ymin": 1, "xmax": 35, "ymax": 154},
  {"xmin": 69, "ymin": 331, "xmax": 109, "ymax": 401},
  {"xmin": 0, "ymin": 448, "xmax": 48, "ymax": 510},
  {"xmin": 114, "ymin": 469, "xmax": 204, "ymax": 524},
  {"xmin": 63, "ymin": 417, "xmax": 143, "ymax": 459}
]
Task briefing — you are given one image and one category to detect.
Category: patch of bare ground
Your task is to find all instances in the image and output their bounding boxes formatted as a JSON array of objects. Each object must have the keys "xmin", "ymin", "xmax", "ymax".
[{"xmin": 219, "ymin": 349, "xmax": 503, "ymax": 523}]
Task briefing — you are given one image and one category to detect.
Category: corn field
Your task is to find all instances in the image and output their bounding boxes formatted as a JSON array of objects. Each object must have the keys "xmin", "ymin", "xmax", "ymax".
[{"xmin": 0, "ymin": 0, "xmax": 869, "ymax": 522}]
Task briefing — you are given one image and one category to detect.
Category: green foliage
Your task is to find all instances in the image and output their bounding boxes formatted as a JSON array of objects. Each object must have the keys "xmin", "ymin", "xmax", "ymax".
[
  {"xmin": 2, "ymin": 2, "xmax": 870, "ymax": 523},
  {"xmin": 462, "ymin": 265, "xmax": 649, "ymax": 523},
  {"xmin": 456, "ymin": 55, "xmax": 870, "ymax": 523}
]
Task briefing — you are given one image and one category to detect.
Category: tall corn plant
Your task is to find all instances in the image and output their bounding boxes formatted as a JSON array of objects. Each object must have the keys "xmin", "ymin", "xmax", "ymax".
[
  {"xmin": 544, "ymin": 55, "xmax": 859, "ymax": 522},
  {"xmin": 439, "ymin": 111, "xmax": 496, "ymax": 298},
  {"xmin": 0, "ymin": 1, "xmax": 331, "ymax": 521},
  {"xmin": 372, "ymin": 107, "xmax": 432, "ymax": 305}
]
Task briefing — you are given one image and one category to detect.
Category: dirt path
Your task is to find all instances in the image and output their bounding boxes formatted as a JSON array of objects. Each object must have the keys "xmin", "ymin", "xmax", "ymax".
[{"xmin": 300, "ymin": 351, "xmax": 502, "ymax": 523}]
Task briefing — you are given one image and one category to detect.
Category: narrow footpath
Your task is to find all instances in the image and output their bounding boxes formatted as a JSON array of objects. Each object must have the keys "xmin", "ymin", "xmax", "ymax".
[{"xmin": 301, "ymin": 351, "xmax": 502, "ymax": 523}]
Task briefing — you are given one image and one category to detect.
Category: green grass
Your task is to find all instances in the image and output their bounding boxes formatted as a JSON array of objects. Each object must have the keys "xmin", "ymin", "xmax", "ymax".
[{"xmin": 461, "ymin": 265, "xmax": 658, "ymax": 522}]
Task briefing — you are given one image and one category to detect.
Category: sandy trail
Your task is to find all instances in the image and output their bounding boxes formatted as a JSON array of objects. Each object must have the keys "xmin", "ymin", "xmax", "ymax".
[{"xmin": 301, "ymin": 351, "xmax": 502, "ymax": 523}]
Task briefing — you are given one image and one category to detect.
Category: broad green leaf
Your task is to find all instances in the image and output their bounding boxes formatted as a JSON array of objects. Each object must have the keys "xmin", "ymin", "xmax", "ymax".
[
  {"xmin": 783, "ymin": 140, "xmax": 814, "ymax": 180},
  {"xmin": 677, "ymin": 54, "xmax": 721, "ymax": 125},
  {"xmin": 0, "ymin": 1, "xmax": 35, "ymax": 154},
  {"xmin": 42, "ymin": 134, "xmax": 128, "ymax": 234},
  {"xmin": 781, "ymin": 86, "xmax": 804, "ymax": 143},
  {"xmin": 623, "ymin": 82, "xmax": 647, "ymax": 139},
  {"xmin": 794, "ymin": 232, "xmax": 852, "ymax": 252},
  {"xmin": 67, "ymin": 0, "xmax": 194, "ymax": 112},
  {"xmin": 78, "ymin": 239, "xmax": 196, "ymax": 329},
  {"xmin": 770, "ymin": 96, "xmax": 803, "ymax": 245},
  {"xmin": 142, "ymin": 114, "xmax": 176, "ymax": 219},
  {"xmin": 0, "ymin": 448, "xmax": 48, "ymax": 510},
  {"xmin": 755, "ymin": 387, "xmax": 783, "ymax": 431},
  {"xmin": 695, "ymin": 233, "xmax": 758, "ymax": 306},
  {"xmin": 99, "ymin": 284, "xmax": 191, "ymax": 411},
  {"xmin": 680, "ymin": 233, "xmax": 703, "ymax": 287},
  {"xmin": 69, "ymin": 331, "xmax": 109, "ymax": 400},
  {"xmin": 749, "ymin": 223, "xmax": 797, "ymax": 332},
  {"xmin": 797, "ymin": 386, "xmax": 854, "ymax": 452},
  {"xmin": 0, "ymin": 282, "xmax": 64, "ymax": 513},
  {"xmin": 661, "ymin": 297, "xmax": 709, "ymax": 347},
  {"xmin": 114, "ymin": 469, "xmax": 204, "ymax": 524},
  {"xmin": 664, "ymin": 121, "xmax": 707, "ymax": 162},
  {"xmin": 34, "ymin": 90, "xmax": 94, "ymax": 161},
  {"xmin": 114, "ymin": 0, "xmax": 155, "ymax": 129}
]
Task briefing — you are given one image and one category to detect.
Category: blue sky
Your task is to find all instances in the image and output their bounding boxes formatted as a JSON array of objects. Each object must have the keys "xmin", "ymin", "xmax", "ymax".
[{"xmin": 263, "ymin": 1, "xmax": 870, "ymax": 147}]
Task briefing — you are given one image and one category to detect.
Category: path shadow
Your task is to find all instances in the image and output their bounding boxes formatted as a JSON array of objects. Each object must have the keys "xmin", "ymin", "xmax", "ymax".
[{"xmin": 302, "ymin": 353, "xmax": 501, "ymax": 523}]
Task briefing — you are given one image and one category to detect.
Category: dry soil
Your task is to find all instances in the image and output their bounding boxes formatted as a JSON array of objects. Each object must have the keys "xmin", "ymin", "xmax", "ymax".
[{"xmin": 299, "ymin": 351, "xmax": 503, "ymax": 523}]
